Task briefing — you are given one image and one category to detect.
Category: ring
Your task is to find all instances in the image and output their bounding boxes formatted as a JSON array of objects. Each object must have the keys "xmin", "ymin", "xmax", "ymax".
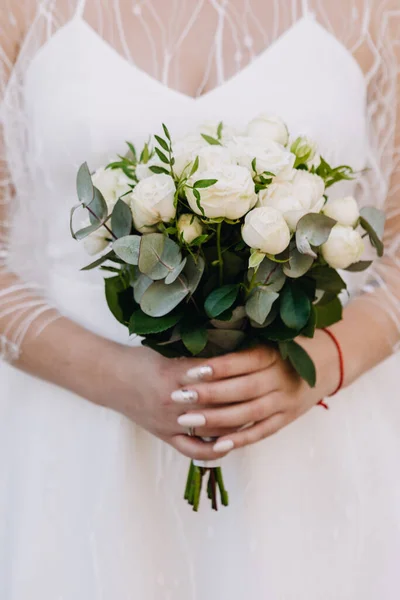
[{"xmin": 187, "ymin": 427, "xmax": 196, "ymax": 437}]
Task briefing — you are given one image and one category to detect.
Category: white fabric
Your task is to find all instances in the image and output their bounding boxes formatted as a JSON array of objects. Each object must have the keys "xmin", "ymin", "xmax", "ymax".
[{"xmin": 0, "ymin": 12, "xmax": 400, "ymax": 600}]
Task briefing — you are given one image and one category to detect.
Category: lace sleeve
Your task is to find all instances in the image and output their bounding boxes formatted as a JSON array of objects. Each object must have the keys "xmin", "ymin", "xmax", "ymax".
[{"xmin": 0, "ymin": 1, "xmax": 60, "ymax": 362}]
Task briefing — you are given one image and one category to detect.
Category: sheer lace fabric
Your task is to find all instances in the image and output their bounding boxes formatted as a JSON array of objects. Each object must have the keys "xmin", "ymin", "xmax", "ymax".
[{"xmin": 0, "ymin": 0, "xmax": 399, "ymax": 360}]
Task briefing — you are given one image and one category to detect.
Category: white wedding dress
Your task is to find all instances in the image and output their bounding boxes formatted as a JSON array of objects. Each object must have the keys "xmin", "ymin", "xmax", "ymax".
[{"xmin": 1, "ymin": 1, "xmax": 400, "ymax": 598}]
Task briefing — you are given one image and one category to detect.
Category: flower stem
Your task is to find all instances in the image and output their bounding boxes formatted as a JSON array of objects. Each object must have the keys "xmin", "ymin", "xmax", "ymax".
[{"xmin": 217, "ymin": 221, "xmax": 224, "ymax": 285}]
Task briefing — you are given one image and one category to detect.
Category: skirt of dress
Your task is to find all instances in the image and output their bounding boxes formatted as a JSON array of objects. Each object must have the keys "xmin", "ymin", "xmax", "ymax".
[{"xmin": 1, "ymin": 271, "xmax": 399, "ymax": 600}]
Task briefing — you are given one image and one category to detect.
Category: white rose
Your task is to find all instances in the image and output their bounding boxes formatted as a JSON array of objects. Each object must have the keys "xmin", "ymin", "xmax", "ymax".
[
  {"xmin": 186, "ymin": 165, "xmax": 257, "ymax": 220},
  {"xmin": 83, "ymin": 226, "xmax": 109, "ymax": 256},
  {"xmin": 172, "ymin": 134, "xmax": 209, "ymax": 178},
  {"xmin": 197, "ymin": 121, "xmax": 239, "ymax": 142},
  {"xmin": 177, "ymin": 213, "xmax": 204, "ymax": 244},
  {"xmin": 227, "ymin": 136, "xmax": 295, "ymax": 179},
  {"xmin": 247, "ymin": 114, "xmax": 289, "ymax": 146},
  {"xmin": 135, "ymin": 159, "xmax": 164, "ymax": 180},
  {"xmin": 242, "ymin": 206, "xmax": 291, "ymax": 255},
  {"xmin": 259, "ymin": 170, "xmax": 325, "ymax": 230},
  {"xmin": 323, "ymin": 196, "xmax": 360, "ymax": 227},
  {"xmin": 92, "ymin": 167, "xmax": 132, "ymax": 209},
  {"xmin": 129, "ymin": 173, "xmax": 176, "ymax": 232},
  {"xmin": 321, "ymin": 224, "xmax": 364, "ymax": 269},
  {"xmin": 195, "ymin": 145, "xmax": 234, "ymax": 171}
]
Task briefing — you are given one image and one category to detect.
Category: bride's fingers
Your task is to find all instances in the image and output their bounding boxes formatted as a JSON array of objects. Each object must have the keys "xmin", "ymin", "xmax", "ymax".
[
  {"xmin": 171, "ymin": 434, "xmax": 232, "ymax": 461},
  {"xmin": 170, "ymin": 369, "xmax": 277, "ymax": 407},
  {"xmin": 179, "ymin": 345, "xmax": 277, "ymax": 385},
  {"xmin": 212, "ymin": 413, "xmax": 286, "ymax": 452},
  {"xmin": 176, "ymin": 394, "xmax": 282, "ymax": 433}
]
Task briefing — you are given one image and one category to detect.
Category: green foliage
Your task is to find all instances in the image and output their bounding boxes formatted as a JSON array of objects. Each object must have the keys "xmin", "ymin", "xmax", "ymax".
[
  {"xmin": 344, "ymin": 260, "xmax": 373, "ymax": 272},
  {"xmin": 280, "ymin": 281, "xmax": 311, "ymax": 330},
  {"xmin": 359, "ymin": 206, "xmax": 386, "ymax": 257},
  {"xmin": 316, "ymin": 157, "xmax": 355, "ymax": 188},
  {"xmin": 111, "ymin": 198, "xmax": 132, "ymax": 238},
  {"xmin": 310, "ymin": 266, "xmax": 347, "ymax": 294},
  {"xmin": 315, "ymin": 296, "xmax": 343, "ymax": 328},
  {"xmin": 204, "ymin": 285, "xmax": 239, "ymax": 318},
  {"xmin": 201, "ymin": 134, "xmax": 222, "ymax": 146},
  {"xmin": 296, "ymin": 213, "xmax": 336, "ymax": 258},
  {"xmin": 279, "ymin": 341, "xmax": 316, "ymax": 387},
  {"xmin": 113, "ymin": 235, "xmax": 141, "ymax": 265},
  {"xmin": 129, "ymin": 310, "xmax": 181, "ymax": 335},
  {"xmin": 245, "ymin": 287, "xmax": 279, "ymax": 325},
  {"xmin": 76, "ymin": 162, "xmax": 94, "ymax": 204},
  {"xmin": 181, "ymin": 325, "xmax": 208, "ymax": 355}
]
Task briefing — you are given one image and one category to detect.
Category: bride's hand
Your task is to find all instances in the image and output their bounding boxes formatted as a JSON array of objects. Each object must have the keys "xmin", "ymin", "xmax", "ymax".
[
  {"xmin": 94, "ymin": 342, "xmax": 241, "ymax": 460},
  {"xmin": 170, "ymin": 331, "xmax": 340, "ymax": 455}
]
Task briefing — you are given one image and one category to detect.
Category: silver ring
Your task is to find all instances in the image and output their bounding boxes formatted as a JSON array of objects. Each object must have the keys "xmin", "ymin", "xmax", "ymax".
[{"xmin": 187, "ymin": 426, "xmax": 196, "ymax": 437}]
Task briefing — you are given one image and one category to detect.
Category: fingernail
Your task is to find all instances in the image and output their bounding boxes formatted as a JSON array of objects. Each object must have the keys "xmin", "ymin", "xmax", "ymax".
[
  {"xmin": 213, "ymin": 439, "xmax": 234, "ymax": 453},
  {"xmin": 177, "ymin": 413, "xmax": 206, "ymax": 427},
  {"xmin": 171, "ymin": 389, "xmax": 198, "ymax": 403},
  {"xmin": 185, "ymin": 365, "xmax": 213, "ymax": 382}
]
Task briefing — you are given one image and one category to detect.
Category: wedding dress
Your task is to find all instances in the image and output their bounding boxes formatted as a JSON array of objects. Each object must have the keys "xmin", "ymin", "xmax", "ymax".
[{"xmin": 1, "ymin": 1, "xmax": 400, "ymax": 598}]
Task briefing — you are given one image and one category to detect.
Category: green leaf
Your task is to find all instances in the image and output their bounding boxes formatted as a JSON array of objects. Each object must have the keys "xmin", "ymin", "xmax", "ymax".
[
  {"xmin": 201, "ymin": 133, "xmax": 222, "ymax": 146},
  {"xmin": 73, "ymin": 221, "xmax": 104, "ymax": 241},
  {"xmin": 283, "ymin": 341, "xmax": 316, "ymax": 387},
  {"xmin": 139, "ymin": 234, "xmax": 182, "ymax": 280},
  {"xmin": 217, "ymin": 121, "xmax": 223, "ymax": 140},
  {"xmin": 184, "ymin": 255, "xmax": 205, "ymax": 293},
  {"xmin": 105, "ymin": 276, "xmax": 126, "ymax": 324},
  {"xmin": 88, "ymin": 187, "xmax": 108, "ymax": 224},
  {"xmin": 189, "ymin": 156, "xmax": 199, "ymax": 177},
  {"xmin": 190, "ymin": 234, "xmax": 209, "ymax": 246},
  {"xmin": 129, "ymin": 310, "xmax": 181, "ymax": 335},
  {"xmin": 359, "ymin": 206, "xmax": 386, "ymax": 257},
  {"xmin": 249, "ymin": 250, "xmax": 265, "ymax": 270},
  {"xmin": 193, "ymin": 179, "xmax": 218, "ymax": 189},
  {"xmin": 113, "ymin": 235, "xmax": 141, "ymax": 265},
  {"xmin": 149, "ymin": 165, "xmax": 170, "ymax": 175},
  {"xmin": 162, "ymin": 123, "xmax": 171, "ymax": 141},
  {"xmin": 111, "ymin": 198, "xmax": 132, "ymax": 238},
  {"xmin": 207, "ymin": 329, "xmax": 246, "ymax": 352},
  {"xmin": 154, "ymin": 135, "xmax": 170, "ymax": 152},
  {"xmin": 315, "ymin": 296, "xmax": 343, "ymax": 328},
  {"xmin": 252, "ymin": 257, "xmax": 286, "ymax": 292},
  {"xmin": 310, "ymin": 266, "xmax": 347, "ymax": 294},
  {"xmin": 76, "ymin": 162, "xmax": 94, "ymax": 204},
  {"xmin": 301, "ymin": 305, "xmax": 317, "ymax": 338},
  {"xmin": 245, "ymin": 287, "xmax": 279, "ymax": 325},
  {"xmin": 132, "ymin": 272, "xmax": 153, "ymax": 303},
  {"xmin": 154, "ymin": 147, "xmax": 169, "ymax": 164},
  {"xmin": 181, "ymin": 326, "xmax": 208, "ymax": 355},
  {"xmin": 81, "ymin": 250, "xmax": 115, "ymax": 271},
  {"xmin": 140, "ymin": 278, "xmax": 189, "ymax": 317},
  {"xmin": 192, "ymin": 188, "xmax": 205, "ymax": 216},
  {"xmin": 344, "ymin": 260, "xmax": 373, "ymax": 272},
  {"xmin": 296, "ymin": 213, "xmax": 336, "ymax": 258},
  {"xmin": 204, "ymin": 285, "xmax": 239, "ymax": 318},
  {"xmin": 283, "ymin": 248, "xmax": 314, "ymax": 278},
  {"xmin": 165, "ymin": 257, "xmax": 187, "ymax": 284},
  {"xmin": 125, "ymin": 141, "xmax": 137, "ymax": 162},
  {"xmin": 260, "ymin": 317, "xmax": 297, "ymax": 342},
  {"xmin": 280, "ymin": 282, "xmax": 311, "ymax": 330}
]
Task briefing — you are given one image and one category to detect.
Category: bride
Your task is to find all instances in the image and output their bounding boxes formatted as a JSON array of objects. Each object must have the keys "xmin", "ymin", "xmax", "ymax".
[{"xmin": 1, "ymin": 0, "xmax": 399, "ymax": 598}]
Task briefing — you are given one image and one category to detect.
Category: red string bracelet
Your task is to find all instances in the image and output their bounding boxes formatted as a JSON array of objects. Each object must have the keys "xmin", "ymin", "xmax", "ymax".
[{"xmin": 316, "ymin": 328, "xmax": 344, "ymax": 410}]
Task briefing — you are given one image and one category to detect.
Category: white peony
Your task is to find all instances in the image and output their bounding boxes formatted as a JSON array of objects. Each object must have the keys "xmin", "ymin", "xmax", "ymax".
[
  {"xmin": 92, "ymin": 167, "xmax": 132, "ymax": 209},
  {"xmin": 186, "ymin": 165, "xmax": 257, "ymax": 220},
  {"xmin": 227, "ymin": 136, "xmax": 295, "ymax": 179},
  {"xmin": 171, "ymin": 134, "xmax": 209, "ymax": 178},
  {"xmin": 195, "ymin": 145, "xmax": 235, "ymax": 171},
  {"xmin": 129, "ymin": 173, "xmax": 176, "ymax": 232},
  {"xmin": 247, "ymin": 114, "xmax": 289, "ymax": 146},
  {"xmin": 177, "ymin": 213, "xmax": 204, "ymax": 244},
  {"xmin": 258, "ymin": 170, "xmax": 325, "ymax": 230},
  {"xmin": 135, "ymin": 160, "xmax": 162, "ymax": 181},
  {"xmin": 321, "ymin": 224, "xmax": 364, "ymax": 269},
  {"xmin": 242, "ymin": 206, "xmax": 291, "ymax": 255},
  {"xmin": 323, "ymin": 195, "xmax": 360, "ymax": 227}
]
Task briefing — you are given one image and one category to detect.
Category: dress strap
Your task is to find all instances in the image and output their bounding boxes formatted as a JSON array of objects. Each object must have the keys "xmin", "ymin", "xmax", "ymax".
[{"xmin": 74, "ymin": 0, "xmax": 87, "ymax": 18}]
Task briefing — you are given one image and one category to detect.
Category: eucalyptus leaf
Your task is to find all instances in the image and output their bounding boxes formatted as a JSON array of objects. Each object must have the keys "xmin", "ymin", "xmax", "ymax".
[
  {"xmin": 113, "ymin": 235, "xmax": 141, "ymax": 265},
  {"xmin": 251, "ymin": 257, "xmax": 286, "ymax": 292},
  {"xmin": 138, "ymin": 233, "xmax": 165, "ymax": 275},
  {"xmin": 281, "ymin": 341, "xmax": 316, "ymax": 387},
  {"xmin": 76, "ymin": 162, "xmax": 94, "ymax": 204},
  {"xmin": 88, "ymin": 187, "xmax": 108, "ymax": 224},
  {"xmin": 132, "ymin": 272, "xmax": 153, "ymax": 303},
  {"xmin": 81, "ymin": 250, "xmax": 115, "ymax": 271},
  {"xmin": 140, "ymin": 278, "xmax": 189, "ymax": 317},
  {"xmin": 315, "ymin": 296, "xmax": 343, "ymax": 328},
  {"xmin": 245, "ymin": 287, "xmax": 279, "ymax": 325},
  {"xmin": 283, "ymin": 248, "xmax": 314, "ymax": 278},
  {"xmin": 73, "ymin": 221, "xmax": 104, "ymax": 241},
  {"xmin": 184, "ymin": 255, "xmax": 205, "ymax": 293},
  {"xmin": 204, "ymin": 285, "xmax": 239, "ymax": 318},
  {"xmin": 105, "ymin": 276, "xmax": 126, "ymax": 324},
  {"xmin": 360, "ymin": 206, "xmax": 386, "ymax": 257},
  {"xmin": 296, "ymin": 213, "xmax": 336, "ymax": 257},
  {"xmin": 207, "ymin": 329, "xmax": 245, "ymax": 351},
  {"xmin": 310, "ymin": 266, "xmax": 347, "ymax": 294},
  {"xmin": 280, "ymin": 282, "xmax": 311, "ymax": 330},
  {"xmin": 111, "ymin": 198, "xmax": 132, "ymax": 238},
  {"xmin": 344, "ymin": 260, "xmax": 373, "ymax": 272},
  {"xmin": 165, "ymin": 257, "xmax": 187, "ymax": 284}
]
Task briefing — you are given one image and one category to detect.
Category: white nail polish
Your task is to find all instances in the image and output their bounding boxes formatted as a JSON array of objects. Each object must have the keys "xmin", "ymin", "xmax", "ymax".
[
  {"xmin": 185, "ymin": 365, "xmax": 213, "ymax": 382},
  {"xmin": 213, "ymin": 439, "xmax": 234, "ymax": 453},
  {"xmin": 171, "ymin": 389, "xmax": 198, "ymax": 403},
  {"xmin": 177, "ymin": 413, "xmax": 206, "ymax": 427}
]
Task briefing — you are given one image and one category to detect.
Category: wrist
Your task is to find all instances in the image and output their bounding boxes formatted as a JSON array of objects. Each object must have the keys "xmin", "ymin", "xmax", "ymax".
[{"xmin": 297, "ymin": 329, "xmax": 342, "ymax": 399}]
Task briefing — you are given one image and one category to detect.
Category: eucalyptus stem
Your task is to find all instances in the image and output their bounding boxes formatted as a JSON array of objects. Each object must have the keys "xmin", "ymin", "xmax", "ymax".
[
  {"xmin": 217, "ymin": 221, "xmax": 224, "ymax": 285},
  {"xmin": 86, "ymin": 206, "xmax": 117, "ymax": 240}
]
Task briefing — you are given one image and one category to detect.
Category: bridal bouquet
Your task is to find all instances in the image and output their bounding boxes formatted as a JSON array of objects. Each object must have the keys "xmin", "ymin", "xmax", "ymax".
[{"xmin": 70, "ymin": 115, "xmax": 385, "ymax": 511}]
